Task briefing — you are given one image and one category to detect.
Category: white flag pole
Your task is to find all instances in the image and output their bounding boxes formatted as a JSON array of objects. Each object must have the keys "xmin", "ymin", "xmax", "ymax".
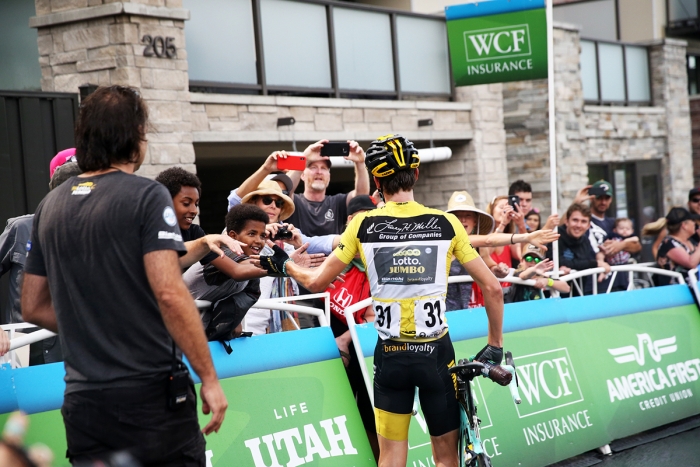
[{"xmin": 546, "ymin": 0, "xmax": 559, "ymax": 278}]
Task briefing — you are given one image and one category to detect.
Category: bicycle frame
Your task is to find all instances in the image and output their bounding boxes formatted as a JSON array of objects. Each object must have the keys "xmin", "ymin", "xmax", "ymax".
[{"xmin": 451, "ymin": 359, "xmax": 521, "ymax": 467}]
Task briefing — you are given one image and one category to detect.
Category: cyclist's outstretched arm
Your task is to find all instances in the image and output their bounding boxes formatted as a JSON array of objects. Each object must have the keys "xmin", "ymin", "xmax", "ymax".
[
  {"xmin": 463, "ymin": 256, "xmax": 504, "ymax": 348},
  {"xmin": 285, "ymin": 254, "xmax": 349, "ymax": 293}
]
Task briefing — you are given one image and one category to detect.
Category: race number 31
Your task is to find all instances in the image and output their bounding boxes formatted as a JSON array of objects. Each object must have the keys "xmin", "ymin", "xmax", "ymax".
[{"xmin": 414, "ymin": 297, "xmax": 447, "ymax": 338}]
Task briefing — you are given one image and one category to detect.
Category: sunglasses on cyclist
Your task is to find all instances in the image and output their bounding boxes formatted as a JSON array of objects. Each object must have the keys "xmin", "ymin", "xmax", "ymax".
[
  {"xmin": 523, "ymin": 255, "xmax": 542, "ymax": 263},
  {"xmin": 260, "ymin": 196, "xmax": 284, "ymax": 208},
  {"xmin": 691, "ymin": 198, "xmax": 700, "ymax": 203}
]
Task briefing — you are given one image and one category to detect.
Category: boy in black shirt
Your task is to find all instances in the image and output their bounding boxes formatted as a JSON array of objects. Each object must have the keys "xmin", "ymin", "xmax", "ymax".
[{"xmin": 184, "ymin": 205, "xmax": 269, "ymax": 341}]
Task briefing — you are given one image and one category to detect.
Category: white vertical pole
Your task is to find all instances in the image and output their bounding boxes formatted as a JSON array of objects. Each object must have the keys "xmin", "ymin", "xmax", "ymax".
[{"xmin": 546, "ymin": 0, "xmax": 559, "ymax": 277}]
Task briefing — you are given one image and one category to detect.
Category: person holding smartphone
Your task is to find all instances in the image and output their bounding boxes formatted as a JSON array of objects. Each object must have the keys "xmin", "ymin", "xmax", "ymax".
[
  {"xmin": 284, "ymin": 140, "xmax": 370, "ymax": 237},
  {"xmin": 228, "ymin": 151, "xmax": 338, "ymax": 256}
]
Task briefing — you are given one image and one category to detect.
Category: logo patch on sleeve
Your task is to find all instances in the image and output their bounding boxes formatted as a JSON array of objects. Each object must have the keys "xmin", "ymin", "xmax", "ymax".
[
  {"xmin": 158, "ymin": 231, "xmax": 183, "ymax": 241},
  {"xmin": 163, "ymin": 206, "xmax": 177, "ymax": 227},
  {"xmin": 71, "ymin": 182, "xmax": 95, "ymax": 196}
]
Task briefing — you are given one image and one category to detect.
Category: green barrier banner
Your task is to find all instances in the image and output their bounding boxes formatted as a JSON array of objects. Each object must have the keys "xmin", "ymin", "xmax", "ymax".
[
  {"xmin": 574, "ymin": 305, "xmax": 700, "ymax": 439},
  {"xmin": 0, "ymin": 327, "xmax": 376, "ymax": 467},
  {"xmin": 445, "ymin": 1, "xmax": 548, "ymax": 86},
  {"xmin": 0, "ymin": 361, "xmax": 375, "ymax": 467},
  {"xmin": 360, "ymin": 288, "xmax": 700, "ymax": 466},
  {"xmin": 202, "ymin": 359, "xmax": 374, "ymax": 467}
]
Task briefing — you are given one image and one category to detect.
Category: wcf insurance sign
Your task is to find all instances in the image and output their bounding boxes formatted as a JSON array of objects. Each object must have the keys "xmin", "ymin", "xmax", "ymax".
[{"xmin": 446, "ymin": 0, "xmax": 548, "ymax": 86}]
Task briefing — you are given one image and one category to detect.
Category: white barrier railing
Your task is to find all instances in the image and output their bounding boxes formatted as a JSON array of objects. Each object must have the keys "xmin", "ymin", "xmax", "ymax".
[
  {"xmin": 343, "ymin": 263, "xmax": 687, "ymax": 404},
  {"xmin": 688, "ymin": 267, "xmax": 700, "ymax": 306},
  {"xmin": 1, "ymin": 262, "xmax": 686, "ymax": 372},
  {"xmin": 2, "ymin": 293, "xmax": 330, "ymax": 369}
]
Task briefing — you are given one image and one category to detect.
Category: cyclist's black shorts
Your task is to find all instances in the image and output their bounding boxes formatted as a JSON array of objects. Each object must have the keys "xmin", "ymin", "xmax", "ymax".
[{"xmin": 373, "ymin": 332, "xmax": 459, "ymax": 438}]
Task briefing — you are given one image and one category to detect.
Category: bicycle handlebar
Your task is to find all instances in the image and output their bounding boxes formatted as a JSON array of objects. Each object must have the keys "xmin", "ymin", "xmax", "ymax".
[{"xmin": 450, "ymin": 359, "xmax": 522, "ymax": 405}]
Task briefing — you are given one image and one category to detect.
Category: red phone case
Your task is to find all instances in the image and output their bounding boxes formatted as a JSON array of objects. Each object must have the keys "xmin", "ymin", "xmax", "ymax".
[{"xmin": 277, "ymin": 155, "xmax": 306, "ymax": 171}]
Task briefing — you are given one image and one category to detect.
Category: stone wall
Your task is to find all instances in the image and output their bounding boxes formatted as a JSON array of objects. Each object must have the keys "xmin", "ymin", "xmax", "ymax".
[
  {"xmin": 503, "ymin": 25, "xmax": 588, "ymax": 216},
  {"xmin": 32, "ymin": 0, "xmax": 195, "ymax": 177},
  {"xmin": 190, "ymin": 94, "xmax": 473, "ymax": 144},
  {"xmin": 649, "ymin": 38, "xmax": 694, "ymax": 208},
  {"xmin": 691, "ymin": 96, "xmax": 700, "ymax": 188},
  {"xmin": 188, "ymin": 93, "xmax": 506, "ymax": 210},
  {"xmin": 503, "ymin": 79, "xmax": 551, "ymax": 213},
  {"xmin": 503, "ymin": 24, "xmax": 691, "ymax": 217},
  {"xmin": 583, "ymin": 106, "xmax": 667, "ymax": 163}
]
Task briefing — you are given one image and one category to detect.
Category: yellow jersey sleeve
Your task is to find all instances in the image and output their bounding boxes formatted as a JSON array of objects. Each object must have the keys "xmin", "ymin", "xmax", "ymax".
[
  {"xmin": 333, "ymin": 212, "xmax": 363, "ymax": 264},
  {"xmin": 447, "ymin": 214, "xmax": 479, "ymax": 264}
]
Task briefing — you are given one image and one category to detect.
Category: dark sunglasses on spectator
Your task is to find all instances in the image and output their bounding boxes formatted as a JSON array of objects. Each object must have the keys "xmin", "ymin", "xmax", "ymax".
[
  {"xmin": 691, "ymin": 198, "xmax": 700, "ymax": 203},
  {"xmin": 523, "ymin": 255, "xmax": 542, "ymax": 264},
  {"xmin": 261, "ymin": 196, "xmax": 284, "ymax": 208}
]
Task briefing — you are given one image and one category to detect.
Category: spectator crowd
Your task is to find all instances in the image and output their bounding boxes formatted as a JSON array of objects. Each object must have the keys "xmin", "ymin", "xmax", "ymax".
[{"xmin": 2, "ymin": 85, "xmax": 700, "ymax": 466}]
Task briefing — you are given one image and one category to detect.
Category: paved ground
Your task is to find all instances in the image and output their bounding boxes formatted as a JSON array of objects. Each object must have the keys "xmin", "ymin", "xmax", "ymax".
[
  {"xmin": 550, "ymin": 415, "xmax": 700, "ymax": 467},
  {"xmin": 600, "ymin": 426, "xmax": 700, "ymax": 466}
]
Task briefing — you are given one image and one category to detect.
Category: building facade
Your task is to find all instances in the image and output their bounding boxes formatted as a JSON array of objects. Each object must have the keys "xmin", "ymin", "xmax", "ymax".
[{"xmin": 0, "ymin": 0, "xmax": 693, "ymax": 236}]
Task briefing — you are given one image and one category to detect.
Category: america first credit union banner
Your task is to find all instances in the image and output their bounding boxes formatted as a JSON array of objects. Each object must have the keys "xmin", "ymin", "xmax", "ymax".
[
  {"xmin": 445, "ymin": 0, "xmax": 548, "ymax": 86},
  {"xmin": 354, "ymin": 285, "xmax": 700, "ymax": 467}
]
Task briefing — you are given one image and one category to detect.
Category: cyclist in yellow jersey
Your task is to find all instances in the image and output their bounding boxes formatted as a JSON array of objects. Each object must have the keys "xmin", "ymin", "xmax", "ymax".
[{"xmin": 258, "ymin": 134, "xmax": 504, "ymax": 467}]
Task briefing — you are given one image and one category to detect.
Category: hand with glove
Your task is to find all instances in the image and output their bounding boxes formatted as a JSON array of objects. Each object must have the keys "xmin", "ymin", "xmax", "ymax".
[
  {"xmin": 474, "ymin": 344, "xmax": 503, "ymax": 366},
  {"xmin": 474, "ymin": 344, "xmax": 510, "ymax": 386},
  {"xmin": 258, "ymin": 244, "xmax": 292, "ymax": 276}
]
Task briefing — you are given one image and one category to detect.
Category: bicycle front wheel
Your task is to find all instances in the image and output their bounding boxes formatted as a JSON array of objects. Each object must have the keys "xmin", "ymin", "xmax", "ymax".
[{"xmin": 476, "ymin": 453, "xmax": 492, "ymax": 467}]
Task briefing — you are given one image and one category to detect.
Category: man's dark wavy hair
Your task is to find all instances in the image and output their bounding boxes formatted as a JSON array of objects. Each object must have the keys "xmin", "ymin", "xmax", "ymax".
[
  {"xmin": 509, "ymin": 179, "xmax": 532, "ymax": 196},
  {"xmin": 155, "ymin": 167, "xmax": 202, "ymax": 198},
  {"xmin": 226, "ymin": 204, "xmax": 270, "ymax": 234},
  {"xmin": 74, "ymin": 85, "xmax": 148, "ymax": 172},
  {"xmin": 378, "ymin": 169, "xmax": 417, "ymax": 196}
]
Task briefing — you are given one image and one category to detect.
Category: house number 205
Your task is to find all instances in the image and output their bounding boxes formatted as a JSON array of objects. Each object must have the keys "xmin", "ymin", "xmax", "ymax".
[{"xmin": 142, "ymin": 35, "xmax": 176, "ymax": 58}]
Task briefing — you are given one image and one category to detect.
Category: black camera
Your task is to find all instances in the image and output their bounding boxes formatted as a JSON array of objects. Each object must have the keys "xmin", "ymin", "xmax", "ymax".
[
  {"xmin": 272, "ymin": 227, "xmax": 293, "ymax": 241},
  {"xmin": 167, "ymin": 363, "xmax": 190, "ymax": 411},
  {"xmin": 508, "ymin": 195, "xmax": 520, "ymax": 208}
]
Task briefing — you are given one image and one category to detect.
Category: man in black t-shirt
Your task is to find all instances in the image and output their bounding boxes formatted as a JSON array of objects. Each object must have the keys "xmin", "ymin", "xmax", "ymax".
[
  {"xmin": 285, "ymin": 140, "xmax": 370, "ymax": 236},
  {"xmin": 547, "ymin": 203, "xmax": 610, "ymax": 296},
  {"xmin": 21, "ymin": 86, "xmax": 227, "ymax": 466},
  {"xmin": 576, "ymin": 180, "xmax": 641, "ymax": 254}
]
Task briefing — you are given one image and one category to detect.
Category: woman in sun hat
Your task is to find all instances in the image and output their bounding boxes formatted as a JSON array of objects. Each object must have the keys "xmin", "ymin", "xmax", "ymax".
[
  {"xmin": 240, "ymin": 179, "xmax": 295, "ymax": 223},
  {"xmin": 445, "ymin": 191, "xmax": 494, "ymax": 311},
  {"xmin": 240, "ymin": 179, "xmax": 325, "ymax": 334}
]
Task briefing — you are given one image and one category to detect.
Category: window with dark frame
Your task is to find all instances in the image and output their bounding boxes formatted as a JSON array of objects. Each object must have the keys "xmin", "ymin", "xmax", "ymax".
[
  {"xmin": 580, "ymin": 39, "xmax": 652, "ymax": 106},
  {"xmin": 185, "ymin": 0, "xmax": 454, "ymax": 101}
]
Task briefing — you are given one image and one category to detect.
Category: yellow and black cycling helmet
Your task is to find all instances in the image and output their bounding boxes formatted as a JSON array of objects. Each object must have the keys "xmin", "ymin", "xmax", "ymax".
[{"xmin": 365, "ymin": 134, "xmax": 420, "ymax": 178}]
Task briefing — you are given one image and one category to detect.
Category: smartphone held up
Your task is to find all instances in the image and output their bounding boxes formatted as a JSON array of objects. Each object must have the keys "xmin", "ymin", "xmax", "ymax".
[
  {"xmin": 508, "ymin": 195, "xmax": 520, "ymax": 209},
  {"xmin": 320, "ymin": 141, "xmax": 350, "ymax": 157},
  {"xmin": 276, "ymin": 154, "xmax": 306, "ymax": 171}
]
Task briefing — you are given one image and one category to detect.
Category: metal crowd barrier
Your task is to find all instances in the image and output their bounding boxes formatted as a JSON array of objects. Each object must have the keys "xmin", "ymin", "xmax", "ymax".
[
  {"xmin": 1, "ymin": 294, "xmax": 330, "ymax": 369},
  {"xmin": 1, "ymin": 262, "xmax": 686, "ymax": 372},
  {"xmin": 688, "ymin": 267, "xmax": 700, "ymax": 305},
  {"xmin": 343, "ymin": 263, "xmax": 686, "ymax": 406}
]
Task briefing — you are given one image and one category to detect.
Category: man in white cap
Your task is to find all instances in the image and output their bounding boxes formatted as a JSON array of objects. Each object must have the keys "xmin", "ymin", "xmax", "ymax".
[{"xmin": 285, "ymin": 140, "xmax": 369, "ymax": 237}]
